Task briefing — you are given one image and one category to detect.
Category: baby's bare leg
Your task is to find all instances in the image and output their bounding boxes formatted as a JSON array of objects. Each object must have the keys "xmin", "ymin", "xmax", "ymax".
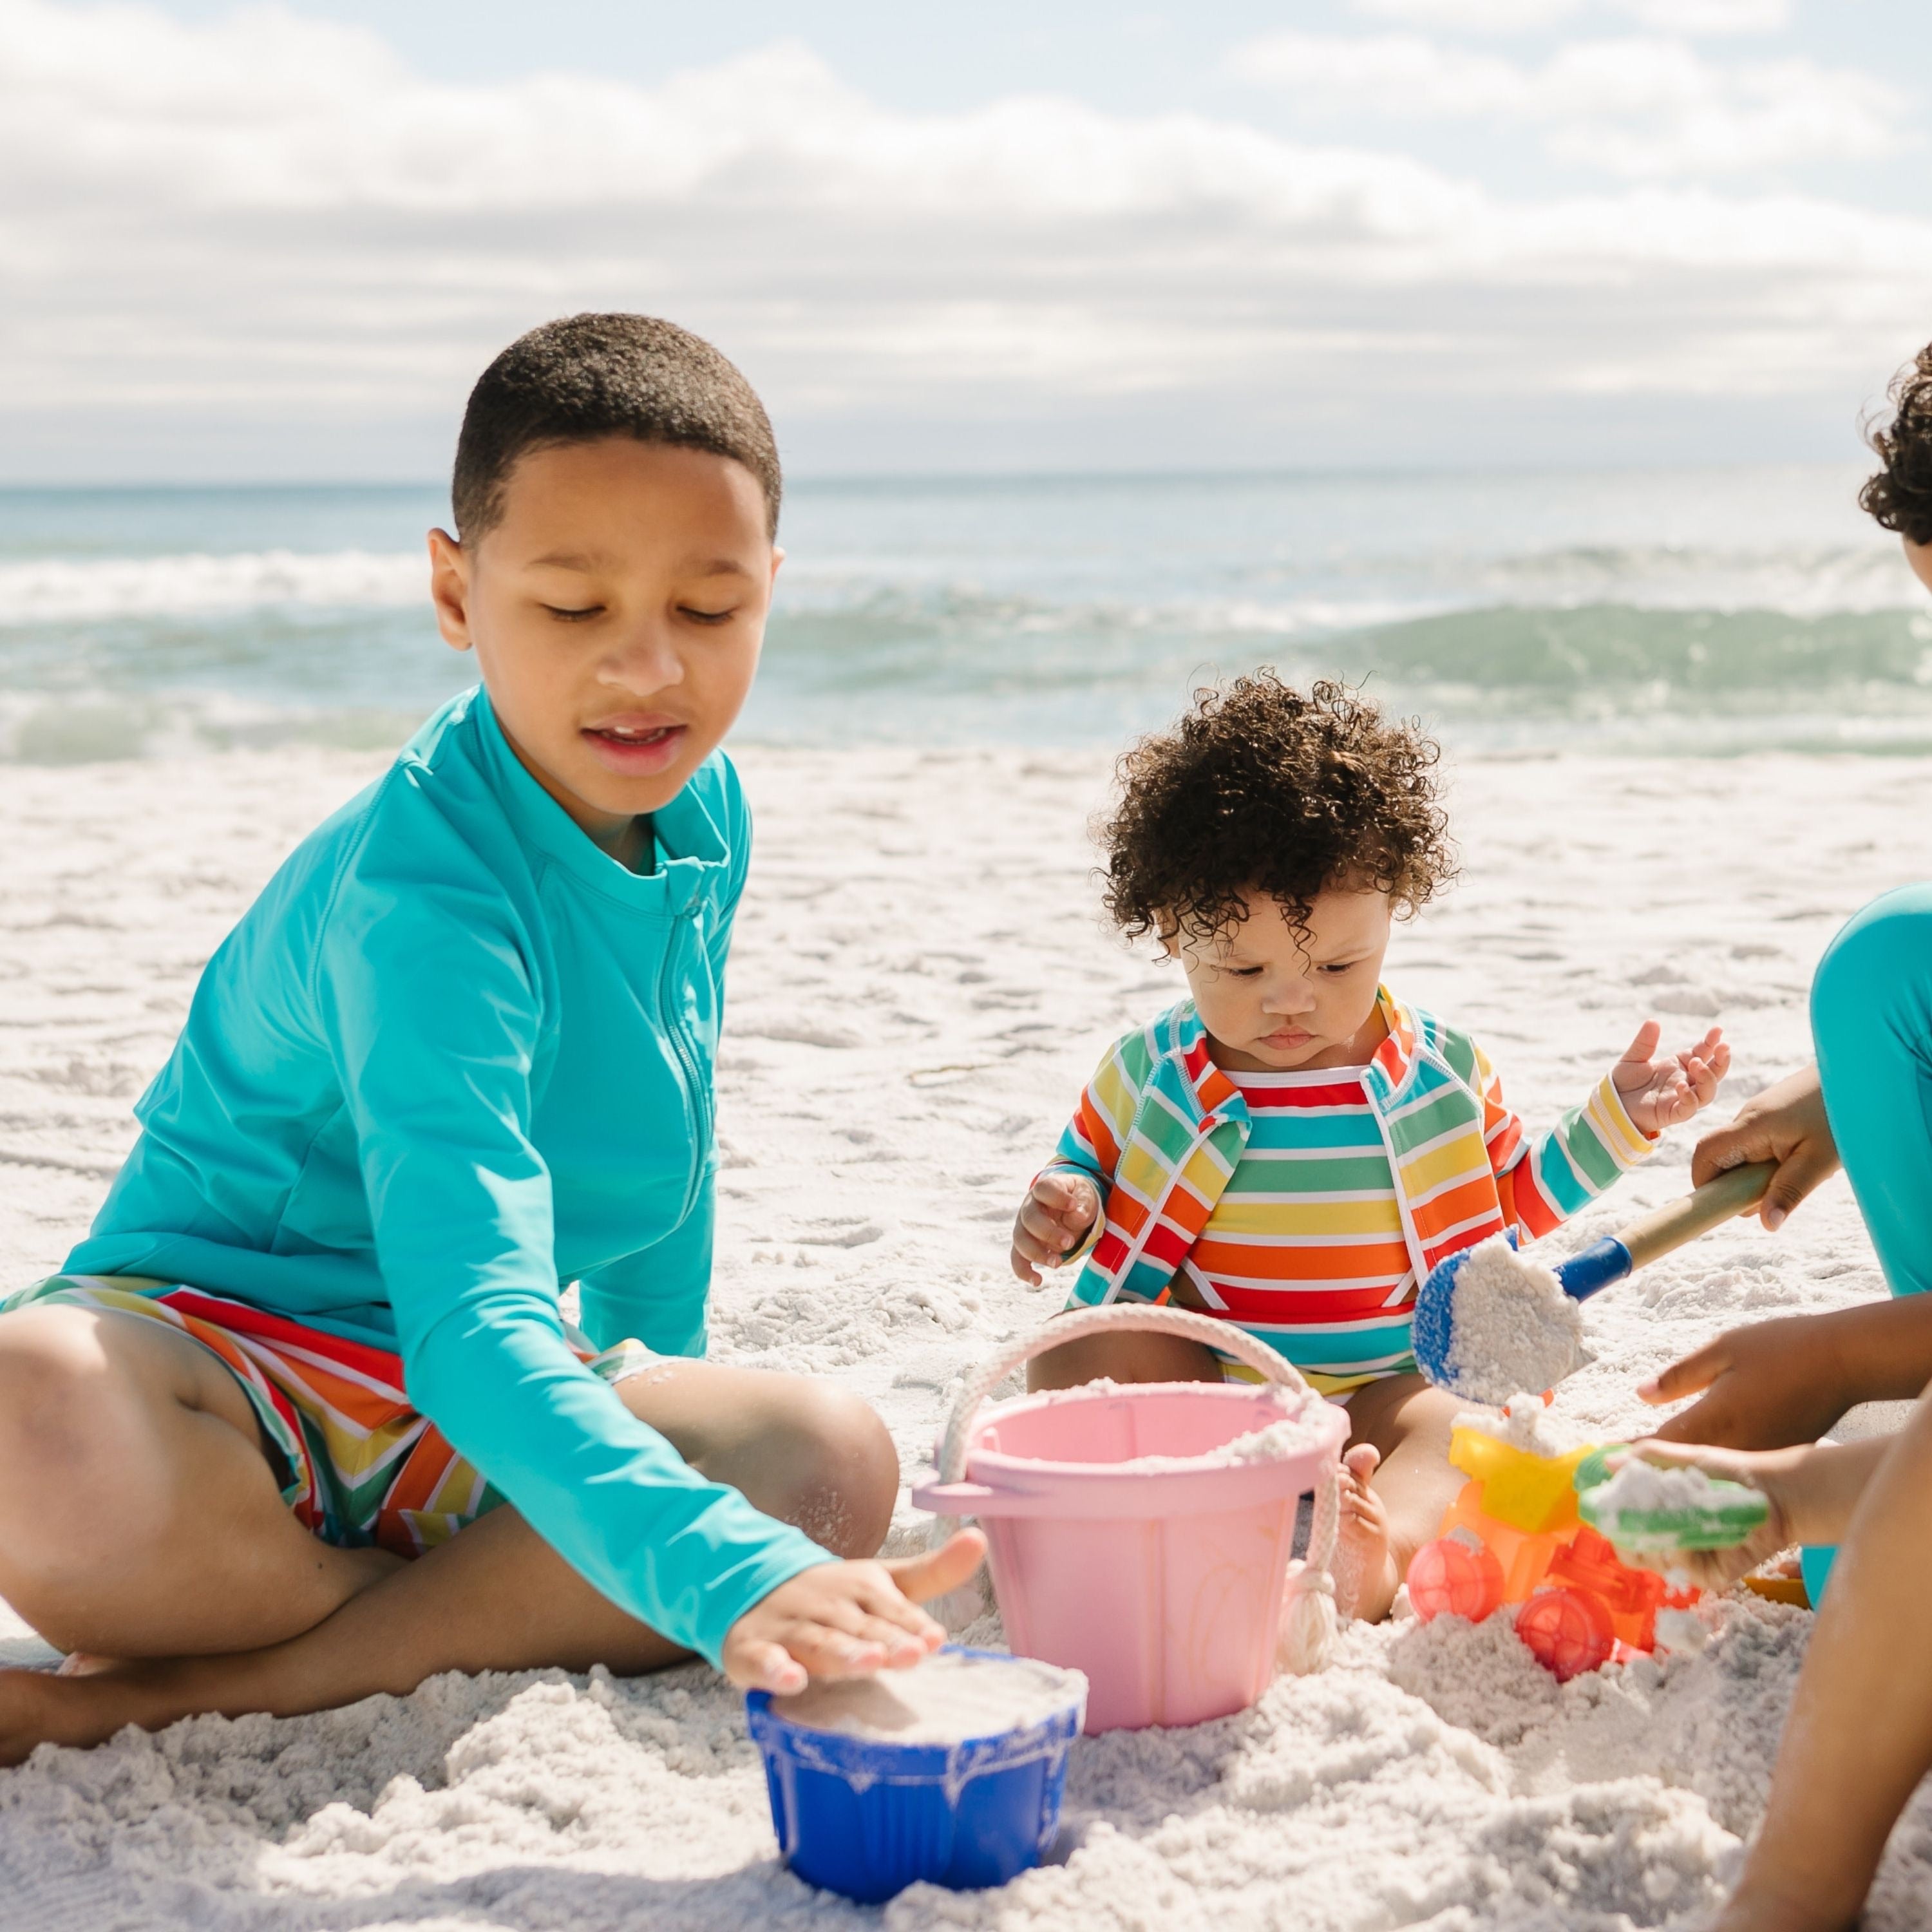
[
  {"xmin": 1334, "ymin": 1374, "xmax": 1464, "ymax": 1623},
  {"xmin": 0, "ymin": 1356, "xmax": 897, "ymax": 1763},
  {"xmin": 1714, "ymin": 1394, "xmax": 1932, "ymax": 1932},
  {"xmin": 0, "ymin": 1306, "xmax": 396, "ymax": 1659}
]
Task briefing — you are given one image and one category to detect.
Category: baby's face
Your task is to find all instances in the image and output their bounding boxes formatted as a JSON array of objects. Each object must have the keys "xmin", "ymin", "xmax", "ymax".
[
  {"xmin": 1173, "ymin": 886, "xmax": 1393, "ymax": 1074},
  {"xmin": 428, "ymin": 437, "xmax": 778, "ymax": 855}
]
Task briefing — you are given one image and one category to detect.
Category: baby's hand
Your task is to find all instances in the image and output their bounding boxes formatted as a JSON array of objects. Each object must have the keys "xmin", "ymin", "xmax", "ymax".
[
  {"xmin": 1611, "ymin": 1021, "xmax": 1729, "ymax": 1135},
  {"xmin": 1010, "ymin": 1172, "xmax": 1101, "ymax": 1285},
  {"xmin": 721, "ymin": 1530, "xmax": 987, "ymax": 1694}
]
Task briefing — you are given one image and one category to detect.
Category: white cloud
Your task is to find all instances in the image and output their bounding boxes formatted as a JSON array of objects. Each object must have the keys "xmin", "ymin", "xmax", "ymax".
[
  {"xmin": 1356, "ymin": 0, "xmax": 1582, "ymax": 27},
  {"xmin": 0, "ymin": 0, "xmax": 1927, "ymax": 473},
  {"xmin": 1622, "ymin": 0, "xmax": 1790, "ymax": 28},
  {"xmin": 1355, "ymin": 0, "xmax": 1792, "ymax": 33},
  {"xmin": 1235, "ymin": 28, "xmax": 1910, "ymax": 176}
]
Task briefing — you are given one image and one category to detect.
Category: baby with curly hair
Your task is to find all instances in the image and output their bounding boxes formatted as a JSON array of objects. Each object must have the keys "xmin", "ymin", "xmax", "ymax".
[{"xmin": 1009, "ymin": 676, "xmax": 1730, "ymax": 1620}]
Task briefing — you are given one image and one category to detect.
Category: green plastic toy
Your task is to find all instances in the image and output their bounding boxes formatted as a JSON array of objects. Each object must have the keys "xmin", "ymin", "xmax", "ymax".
[{"xmin": 1573, "ymin": 1446, "xmax": 1770, "ymax": 1553}]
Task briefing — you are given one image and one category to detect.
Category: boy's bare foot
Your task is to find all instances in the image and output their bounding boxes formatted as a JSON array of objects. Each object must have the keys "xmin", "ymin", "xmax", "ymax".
[
  {"xmin": 0, "ymin": 1663, "xmax": 158, "ymax": 1765},
  {"xmin": 1333, "ymin": 1444, "xmax": 1399, "ymax": 1622}
]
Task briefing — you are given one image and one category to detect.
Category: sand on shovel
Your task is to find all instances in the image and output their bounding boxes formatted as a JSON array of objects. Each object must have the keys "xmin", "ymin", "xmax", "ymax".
[{"xmin": 1443, "ymin": 1235, "xmax": 1587, "ymax": 1405}]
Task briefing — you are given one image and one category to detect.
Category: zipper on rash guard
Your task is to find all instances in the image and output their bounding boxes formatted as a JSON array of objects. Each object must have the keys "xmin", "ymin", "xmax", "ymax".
[{"xmin": 659, "ymin": 906, "xmax": 713, "ymax": 1220}]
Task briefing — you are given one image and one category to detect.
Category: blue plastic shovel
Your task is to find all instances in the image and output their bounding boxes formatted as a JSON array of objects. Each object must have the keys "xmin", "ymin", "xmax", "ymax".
[{"xmin": 1412, "ymin": 1160, "xmax": 1776, "ymax": 1396}]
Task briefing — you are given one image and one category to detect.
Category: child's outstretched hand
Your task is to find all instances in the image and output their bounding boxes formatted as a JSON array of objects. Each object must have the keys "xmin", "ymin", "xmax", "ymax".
[
  {"xmin": 1640, "ymin": 1312, "xmax": 1855, "ymax": 1448},
  {"xmin": 1611, "ymin": 1020, "xmax": 1729, "ymax": 1135},
  {"xmin": 722, "ymin": 1529, "xmax": 988, "ymax": 1694},
  {"xmin": 1010, "ymin": 1172, "xmax": 1101, "ymax": 1285}
]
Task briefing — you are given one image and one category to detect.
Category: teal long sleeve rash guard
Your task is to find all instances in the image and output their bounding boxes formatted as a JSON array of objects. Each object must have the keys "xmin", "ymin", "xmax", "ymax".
[{"xmin": 66, "ymin": 688, "xmax": 833, "ymax": 1665}]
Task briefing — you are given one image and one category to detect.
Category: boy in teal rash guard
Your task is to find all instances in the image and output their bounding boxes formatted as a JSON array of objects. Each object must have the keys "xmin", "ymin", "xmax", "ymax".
[{"xmin": 0, "ymin": 314, "xmax": 981, "ymax": 1762}]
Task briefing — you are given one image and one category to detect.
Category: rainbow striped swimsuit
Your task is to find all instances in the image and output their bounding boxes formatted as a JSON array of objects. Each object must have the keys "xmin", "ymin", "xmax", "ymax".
[
  {"xmin": 1, "ymin": 1275, "xmax": 656, "ymax": 1554},
  {"xmin": 1047, "ymin": 991, "xmax": 1654, "ymax": 1392}
]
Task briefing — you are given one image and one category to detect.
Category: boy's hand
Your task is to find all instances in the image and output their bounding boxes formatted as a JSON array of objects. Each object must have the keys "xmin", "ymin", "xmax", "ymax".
[
  {"xmin": 1010, "ymin": 1173, "xmax": 1101, "ymax": 1285},
  {"xmin": 721, "ymin": 1530, "xmax": 987, "ymax": 1695},
  {"xmin": 1691, "ymin": 1063, "xmax": 1839, "ymax": 1231},
  {"xmin": 1611, "ymin": 1020, "xmax": 1729, "ymax": 1135},
  {"xmin": 1639, "ymin": 1312, "xmax": 1854, "ymax": 1449}
]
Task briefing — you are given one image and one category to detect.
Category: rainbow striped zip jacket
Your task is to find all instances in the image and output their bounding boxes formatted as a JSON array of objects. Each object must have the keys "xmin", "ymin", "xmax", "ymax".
[{"xmin": 1045, "ymin": 990, "xmax": 1654, "ymax": 1325}]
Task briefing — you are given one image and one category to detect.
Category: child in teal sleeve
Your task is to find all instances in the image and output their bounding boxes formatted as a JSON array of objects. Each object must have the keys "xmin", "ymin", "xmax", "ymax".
[
  {"xmin": 0, "ymin": 314, "xmax": 981, "ymax": 1761},
  {"xmin": 1611, "ymin": 340, "xmax": 1932, "ymax": 1932}
]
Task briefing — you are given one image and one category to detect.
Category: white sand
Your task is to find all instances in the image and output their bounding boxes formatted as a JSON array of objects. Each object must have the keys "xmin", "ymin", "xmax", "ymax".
[
  {"xmin": 3, "ymin": 745, "xmax": 1932, "ymax": 1929},
  {"xmin": 1456, "ymin": 1395, "xmax": 1585, "ymax": 1459},
  {"xmin": 1112, "ymin": 1390, "xmax": 1334, "ymax": 1470},
  {"xmin": 772, "ymin": 1651, "xmax": 1082, "ymax": 1743},
  {"xmin": 1442, "ymin": 1236, "xmax": 1586, "ymax": 1404}
]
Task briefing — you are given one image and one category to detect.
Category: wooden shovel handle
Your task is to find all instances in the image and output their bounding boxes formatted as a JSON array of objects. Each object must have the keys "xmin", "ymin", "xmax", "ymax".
[{"xmin": 1620, "ymin": 1161, "xmax": 1777, "ymax": 1272}]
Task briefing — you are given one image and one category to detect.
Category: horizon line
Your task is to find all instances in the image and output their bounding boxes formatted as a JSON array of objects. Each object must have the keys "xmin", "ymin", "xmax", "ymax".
[{"xmin": 0, "ymin": 456, "xmax": 1872, "ymax": 495}]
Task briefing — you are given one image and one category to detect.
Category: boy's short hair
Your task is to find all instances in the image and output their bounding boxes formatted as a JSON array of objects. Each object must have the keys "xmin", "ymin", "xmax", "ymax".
[
  {"xmin": 452, "ymin": 314, "xmax": 782, "ymax": 541},
  {"xmin": 1101, "ymin": 674, "xmax": 1455, "ymax": 945},
  {"xmin": 1859, "ymin": 343, "xmax": 1932, "ymax": 546}
]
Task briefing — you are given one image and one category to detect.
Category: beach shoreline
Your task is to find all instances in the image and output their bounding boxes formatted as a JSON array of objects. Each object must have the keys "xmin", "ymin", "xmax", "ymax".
[{"xmin": 2, "ymin": 741, "xmax": 1931, "ymax": 1926}]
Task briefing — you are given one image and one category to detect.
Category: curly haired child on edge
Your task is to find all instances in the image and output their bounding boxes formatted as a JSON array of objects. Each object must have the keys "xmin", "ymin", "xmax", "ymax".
[{"xmin": 1010, "ymin": 676, "xmax": 1730, "ymax": 1620}]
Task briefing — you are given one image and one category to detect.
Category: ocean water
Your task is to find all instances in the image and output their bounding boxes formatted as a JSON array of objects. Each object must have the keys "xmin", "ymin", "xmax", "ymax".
[{"xmin": 1, "ymin": 466, "xmax": 1926, "ymax": 764}]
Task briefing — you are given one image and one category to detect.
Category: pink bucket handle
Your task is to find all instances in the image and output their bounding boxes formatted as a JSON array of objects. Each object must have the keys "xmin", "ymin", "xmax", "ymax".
[
  {"xmin": 933, "ymin": 1304, "xmax": 1345, "ymax": 1672},
  {"xmin": 937, "ymin": 1303, "xmax": 1309, "ymax": 1481}
]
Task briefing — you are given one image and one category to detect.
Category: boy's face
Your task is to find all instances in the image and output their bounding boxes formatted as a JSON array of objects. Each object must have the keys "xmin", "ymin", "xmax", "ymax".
[
  {"xmin": 1908, "ymin": 536, "xmax": 1932, "ymax": 598},
  {"xmin": 428, "ymin": 437, "xmax": 778, "ymax": 855},
  {"xmin": 1171, "ymin": 886, "xmax": 1394, "ymax": 1074}
]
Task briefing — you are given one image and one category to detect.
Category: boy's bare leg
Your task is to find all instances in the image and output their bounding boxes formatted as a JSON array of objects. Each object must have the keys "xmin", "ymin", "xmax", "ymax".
[
  {"xmin": 0, "ymin": 1306, "xmax": 400, "ymax": 1659},
  {"xmin": 1712, "ymin": 1395, "xmax": 1932, "ymax": 1932},
  {"xmin": 0, "ymin": 1323, "xmax": 900, "ymax": 1763},
  {"xmin": 1332, "ymin": 1374, "xmax": 1463, "ymax": 1623}
]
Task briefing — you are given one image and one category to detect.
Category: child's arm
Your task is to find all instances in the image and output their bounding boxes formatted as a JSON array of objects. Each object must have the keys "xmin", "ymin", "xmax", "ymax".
[
  {"xmin": 321, "ymin": 878, "xmax": 838, "ymax": 1676},
  {"xmin": 1477, "ymin": 1021, "xmax": 1728, "ymax": 1239}
]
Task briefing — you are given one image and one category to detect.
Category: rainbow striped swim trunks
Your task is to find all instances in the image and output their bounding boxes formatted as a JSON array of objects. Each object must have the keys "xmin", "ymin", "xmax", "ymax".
[{"xmin": 1, "ymin": 1274, "xmax": 656, "ymax": 1557}]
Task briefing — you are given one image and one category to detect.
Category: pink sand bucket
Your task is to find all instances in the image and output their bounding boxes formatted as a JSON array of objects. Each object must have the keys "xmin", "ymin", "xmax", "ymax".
[{"xmin": 912, "ymin": 1305, "xmax": 1349, "ymax": 1733}]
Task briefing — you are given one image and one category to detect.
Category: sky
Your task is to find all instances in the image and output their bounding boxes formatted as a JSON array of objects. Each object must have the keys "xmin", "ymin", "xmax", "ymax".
[{"xmin": 3, "ymin": 0, "xmax": 1930, "ymax": 481}]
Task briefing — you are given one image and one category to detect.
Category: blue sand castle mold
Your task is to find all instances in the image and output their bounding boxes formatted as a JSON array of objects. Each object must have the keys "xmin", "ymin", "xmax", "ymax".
[{"xmin": 746, "ymin": 1645, "xmax": 1087, "ymax": 1904}]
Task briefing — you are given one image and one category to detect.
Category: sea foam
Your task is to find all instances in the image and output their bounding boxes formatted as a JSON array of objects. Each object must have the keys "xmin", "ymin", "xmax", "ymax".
[{"xmin": 0, "ymin": 551, "xmax": 423, "ymax": 625}]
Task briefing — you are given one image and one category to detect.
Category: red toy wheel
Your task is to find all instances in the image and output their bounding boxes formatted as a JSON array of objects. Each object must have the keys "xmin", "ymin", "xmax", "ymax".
[
  {"xmin": 1407, "ymin": 1535, "xmax": 1505, "ymax": 1624},
  {"xmin": 1516, "ymin": 1586, "xmax": 1614, "ymax": 1681}
]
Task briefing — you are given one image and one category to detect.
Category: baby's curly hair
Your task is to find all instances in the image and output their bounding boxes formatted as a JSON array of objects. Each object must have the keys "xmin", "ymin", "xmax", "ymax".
[
  {"xmin": 1101, "ymin": 674, "xmax": 1455, "ymax": 945},
  {"xmin": 1859, "ymin": 343, "xmax": 1932, "ymax": 546}
]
